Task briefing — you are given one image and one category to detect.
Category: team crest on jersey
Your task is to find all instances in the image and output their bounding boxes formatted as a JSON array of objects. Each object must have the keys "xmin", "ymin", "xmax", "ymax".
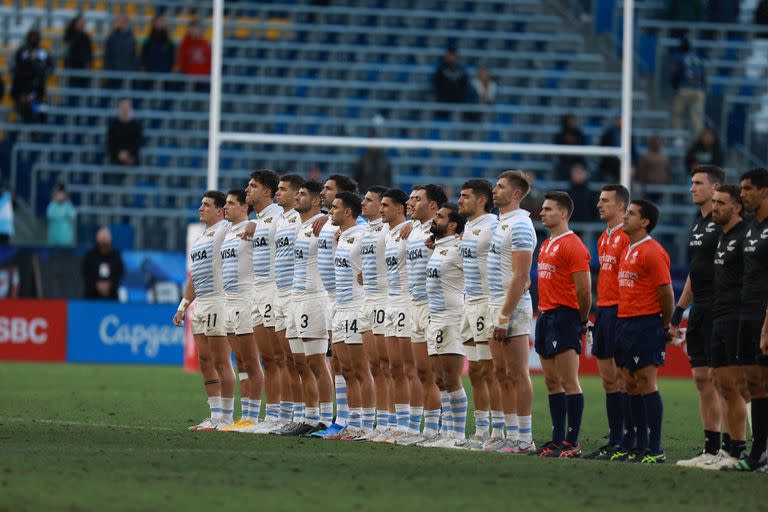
[
  {"xmin": 501, "ymin": 225, "xmax": 509, "ymax": 230},
  {"xmin": 304, "ymin": 230, "xmax": 313, "ymax": 237},
  {"xmin": 346, "ymin": 237, "xmax": 355, "ymax": 244},
  {"xmin": 374, "ymin": 226, "xmax": 383, "ymax": 232},
  {"xmin": 747, "ymin": 229, "xmax": 751, "ymax": 237},
  {"xmin": 264, "ymin": 217, "xmax": 273, "ymax": 223},
  {"xmin": 395, "ymin": 236, "xmax": 401, "ymax": 242},
  {"xmin": 206, "ymin": 232, "xmax": 215, "ymax": 237},
  {"xmin": 613, "ymin": 235, "xmax": 621, "ymax": 245},
  {"xmin": 473, "ymin": 229, "xmax": 481, "ymax": 236},
  {"xmin": 631, "ymin": 251, "xmax": 639, "ymax": 263},
  {"xmin": 440, "ymin": 249, "xmax": 448, "ymax": 256},
  {"xmin": 693, "ymin": 224, "xmax": 698, "ymax": 232},
  {"xmin": 289, "ymin": 217, "xmax": 297, "ymax": 223},
  {"xmin": 762, "ymin": 228, "xmax": 768, "ymax": 239},
  {"xmin": 551, "ymin": 244, "xmax": 560, "ymax": 254},
  {"xmin": 705, "ymin": 222, "xmax": 716, "ymax": 233}
]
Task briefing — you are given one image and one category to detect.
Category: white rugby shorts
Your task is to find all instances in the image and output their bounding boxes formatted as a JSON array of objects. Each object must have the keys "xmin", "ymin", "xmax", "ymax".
[{"xmin": 191, "ymin": 296, "xmax": 227, "ymax": 337}]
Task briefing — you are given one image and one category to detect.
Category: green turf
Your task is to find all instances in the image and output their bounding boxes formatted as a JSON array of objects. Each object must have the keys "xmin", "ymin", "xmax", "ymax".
[{"xmin": 0, "ymin": 363, "xmax": 764, "ymax": 512}]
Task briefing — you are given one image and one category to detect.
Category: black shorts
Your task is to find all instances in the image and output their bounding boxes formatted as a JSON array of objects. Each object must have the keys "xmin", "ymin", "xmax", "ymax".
[
  {"xmin": 615, "ymin": 314, "xmax": 666, "ymax": 372},
  {"xmin": 709, "ymin": 316, "xmax": 739, "ymax": 368},
  {"xmin": 535, "ymin": 307, "xmax": 582, "ymax": 359},
  {"xmin": 592, "ymin": 305, "xmax": 619, "ymax": 359},
  {"xmin": 737, "ymin": 303, "xmax": 768, "ymax": 367},
  {"xmin": 686, "ymin": 302, "xmax": 713, "ymax": 368}
]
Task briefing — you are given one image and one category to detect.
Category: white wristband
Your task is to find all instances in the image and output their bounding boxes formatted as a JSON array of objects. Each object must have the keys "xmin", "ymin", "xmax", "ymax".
[{"xmin": 177, "ymin": 298, "xmax": 190, "ymax": 313}]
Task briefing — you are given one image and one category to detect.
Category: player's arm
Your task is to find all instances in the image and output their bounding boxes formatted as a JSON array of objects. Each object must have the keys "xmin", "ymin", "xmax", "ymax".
[
  {"xmin": 241, "ymin": 220, "xmax": 257, "ymax": 239},
  {"xmin": 656, "ymin": 283, "xmax": 675, "ymax": 332},
  {"xmin": 573, "ymin": 270, "xmax": 592, "ymax": 326},
  {"xmin": 173, "ymin": 278, "xmax": 196, "ymax": 326},
  {"xmin": 760, "ymin": 305, "xmax": 768, "ymax": 355},
  {"xmin": 671, "ymin": 275, "xmax": 692, "ymax": 328},
  {"xmin": 499, "ymin": 250, "xmax": 532, "ymax": 319}
]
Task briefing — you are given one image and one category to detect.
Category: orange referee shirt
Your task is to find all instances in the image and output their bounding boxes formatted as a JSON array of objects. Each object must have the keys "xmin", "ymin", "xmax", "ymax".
[
  {"xmin": 537, "ymin": 231, "xmax": 591, "ymax": 312},
  {"xmin": 617, "ymin": 236, "xmax": 671, "ymax": 318},
  {"xmin": 597, "ymin": 225, "xmax": 631, "ymax": 307}
]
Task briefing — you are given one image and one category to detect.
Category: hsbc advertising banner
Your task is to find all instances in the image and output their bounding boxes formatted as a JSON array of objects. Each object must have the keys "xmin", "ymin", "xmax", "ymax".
[{"xmin": 0, "ymin": 300, "xmax": 68, "ymax": 361}]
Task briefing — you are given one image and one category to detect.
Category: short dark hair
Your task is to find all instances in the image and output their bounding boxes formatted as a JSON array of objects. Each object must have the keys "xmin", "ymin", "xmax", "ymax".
[
  {"xmin": 631, "ymin": 199, "xmax": 660, "ymax": 233},
  {"xmin": 279, "ymin": 173, "xmax": 305, "ymax": 191},
  {"xmin": 367, "ymin": 185, "xmax": 389, "ymax": 199},
  {"xmin": 414, "ymin": 184, "xmax": 448, "ymax": 208},
  {"xmin": 327, "ymin": 174, "xmax": 359, "ymax": 193},
  {"xmin": 543, "ymin": 191, "xmax": 574, "ymax": 218},
  {"xmin": 381, "ymin": 188, "xmax": 409, "ymax": 215},
  {"xmin": 335, "ymin": 191, "xmax": 362, "ymax": 219},
  {"xmin": 441, "ymin": 203, "xmax": 466, "ymax": 234},
  {"xmin": 740, "ymin": 168, "xmax": 768, "ymax": 189},
  {"xmin": 249, "ymin": 169, "xmax": 280, "ymax": 197},
  {"xmin": 300, "ymin": 180, "xmax": 323, "ymax": 196},
  {"xmin": 460, "ymin": 179, "xmax": 493, "ymax": 213},
  {"xmin": 498, "ymin": 170, "xmax": 531, "ymax": 199},
  {"xmin": 715, "ymin": 184, "xmax": 743, "ymax": 210},
  {"xmin": 600, "ymin": 184, "xmax": 630, "ymax": 209},
  {"xmin": 227, "ymin": 189, "xmax": 247, "ymax": 205},
  {"xmin": 691, "ymin": 164, "xmax": 726, "ymax": 185},
  {"xmin": 203, "ymin": 190, "xmax": 226, "ymax": 208}
]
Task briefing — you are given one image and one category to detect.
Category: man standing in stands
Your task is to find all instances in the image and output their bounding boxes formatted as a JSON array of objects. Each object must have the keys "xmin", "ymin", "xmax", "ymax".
[
  {"xmin": 432, "ymin": 47, "xmax": 469, "ymax": 119},
  {"xmin": 107, "ymin": 99, "xmax": 143, "ymax": 167}
]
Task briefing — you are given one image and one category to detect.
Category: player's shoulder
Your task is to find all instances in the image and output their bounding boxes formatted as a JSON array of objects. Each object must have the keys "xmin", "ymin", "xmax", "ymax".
[{"xmin": 643, "ymin": 237, "xmax": 670, "ymax": 261}]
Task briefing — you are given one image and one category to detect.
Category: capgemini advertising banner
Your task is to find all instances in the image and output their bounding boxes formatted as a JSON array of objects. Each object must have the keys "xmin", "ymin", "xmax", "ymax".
[{"xmin": 66, "ymin": 301, "xmax": 184, "ymax": 365}]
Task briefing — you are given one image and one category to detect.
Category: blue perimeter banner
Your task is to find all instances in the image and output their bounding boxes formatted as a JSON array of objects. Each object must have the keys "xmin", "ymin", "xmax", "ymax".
[{"xmin": 66, "ymin": 301, "xmax": 183, "ymax": 365}]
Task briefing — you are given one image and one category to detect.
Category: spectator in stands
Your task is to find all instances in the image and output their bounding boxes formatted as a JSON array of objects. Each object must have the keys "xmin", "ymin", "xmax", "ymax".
[
  {"xmin": 432, "ymin": 47, "xmax": 469, "ymax": 119},
  {"xmin": 684, "ymin": 128, "xmax": 724, "ymax": 172},
  {"xmin": 141, "ymin": 15, "xmax": 175, "ymax": 74},
  {"xmin": 665, "ymin": 0, "xmax": 704, "ymax": 22},
  {"xmin": 10, "ymin": 29, "xmax": 53, "ymax": 124},
  {"xmin": 107, "ymin": 99, "xmax": 142, "ymax": 167},
  {"xmin": 104, "ymin": 13, "xmax": 139, "ymax": 88},
  {"xmin": 567, "ymin": 163, "xmax": 598, "ymax": 223},
  {"xmin": 471, "ymin": 66, "xmax": 497, "ymax": 104},
  {"xmin": 354, "ymin": 134, "xmax": 393, "ymax": 192},
  {"xmin": 82, "ymin": 227, "xmax": 124, "ymax": 300},
  {"xmin": 178, "ymin": 18, "xmax": 211, "ymax": 85},
  {"xmin": 554, "ymin": 113, "xmax": 588, "ymax": 181},
  {"xmin": 636, "ymin": 135, "xmax": 670, "ymax": 185},
  {"xmin": 46, "ymin": 184, "xmax": 77, "ymax": 247},
  {"xmin": 598, "ymin": 115, "xmax": 637, "ymax": 182},
  {"xmin": 63, "ymin": 13, "xmax": 93, "ymax": 88},
  {"xmin": 0, "ymin": 180, "xmax": 14, "ymax": 245},
  {"xmin": 671, "ymin": 37, "xmax": 706, "ymax": 138}
]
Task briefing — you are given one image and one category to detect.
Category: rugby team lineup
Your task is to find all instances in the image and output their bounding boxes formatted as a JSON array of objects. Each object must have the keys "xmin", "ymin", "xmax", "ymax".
[{"xmin": 172, "ymin": 166, "xmax": 768, "ymax": 470}]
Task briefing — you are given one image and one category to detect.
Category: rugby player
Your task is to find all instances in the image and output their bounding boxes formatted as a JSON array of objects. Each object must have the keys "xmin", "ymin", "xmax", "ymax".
[
  {"xmin": 218, "ymin": 189, "xmax": 263, "ymax": 432},
  {"xmin": 487, "ymin": 171, "xmax": 537, "ymax": 454},
  {"xmin": 612, "ymin": 200, "xmax": 674, "ymax": 464},
  {"xmin": 174, "ymin": 191, "xmax": 234, "ymax": 430},
  {"xmin": 584, "ymin": 185, "xmax": 631, "ymax": 459},
  {"xmin": 424, "ymin": 203, "xmax": 469, "ymax": 448},
  {"xmin": 673, "ymin": 165, "xmax": 726, "ymax": 467},
  {"xmin": 534, "ymin": 191, "xmax": 592, "ymax": 458},
  {"xmin": 457, "ymin": 179, "xmax": 503, "ymax": 450}
]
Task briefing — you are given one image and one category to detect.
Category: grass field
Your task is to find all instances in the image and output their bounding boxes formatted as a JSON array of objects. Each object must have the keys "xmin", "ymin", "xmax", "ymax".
[{"xmin": 0, "ymin": 363, "xmax": 765, "ymax": 512}]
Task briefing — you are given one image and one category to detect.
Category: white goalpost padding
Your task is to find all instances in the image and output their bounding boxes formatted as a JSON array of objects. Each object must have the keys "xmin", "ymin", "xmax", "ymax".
[{"xmin": 207, "ymin": 0, "xmax": 635, "ymax": 191}]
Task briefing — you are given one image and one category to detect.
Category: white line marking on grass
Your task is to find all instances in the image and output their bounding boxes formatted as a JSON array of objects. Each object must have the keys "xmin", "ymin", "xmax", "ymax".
[{"xmin": 0, "ymin": 417, "xmax": 178, "ymax": 432}]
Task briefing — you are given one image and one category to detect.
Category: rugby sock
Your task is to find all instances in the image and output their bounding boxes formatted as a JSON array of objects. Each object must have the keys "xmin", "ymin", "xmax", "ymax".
[
  {"xmin": 294, "ymin": 402, "xmax": 306, "ymax": 424},
  {"xmin": 376, "ymin": 409, "xmax": 388, "ymax": 430},
  {"xmin": 349, "ymin": 408, "xmax": 363, "ymax": 429},
  {"xmin": 208, "ymin": 396, "xmax": 222, "ymax": 420},
  {"xmin": 565, "ymin": 393, "xmax": 584, "ymax": 445},
  {"xmin": 440, "ymin": 392, "xmax": 452, "ymax": 435},
  {"xmin": 409, "ymin": 406, "xmax": 424, "ymax": 434},
  {"xmin": 250, "ymin": 399, "xmax": 262, "ymax": 421},
  {"xmin": 305, "ymin": 406, "xmax": 320, "ymax": 426},
  {"xmin": 449, "ymin": 389, "xmax": 468, "ymax": 439},
  {"xmin": 730, "ymin": 439, "xmax": 747, "ymax": 458},
  {"xmin": 240, "ymin": 397, "xmax": 249, "ymax": 420},
  {"xmin": 504, "ymin": 413, "xmax": 519, "ymax": 441},
  {"xmin": 704, "ymin": 430, "xmax": 720, "ymax": 455},
  {"xmin": 548, "ymin": 392, "xmax": 567, "ymax": 444},
  {"xmin": 334, "ymin": 375, "xmax": 349, "ymax": 425},
  {"xmin": 491, "ymin": 410, "xmax": 505, "ymax": 439},
  {"xmin": 721, "ymin": 433, "xmax": 731, "ymax": 454},
  {"xmin": 519, "ymin": 415, "xmax": 533, "ymax": 443},
  {"xmin": 279, "ymin": 401, "xmax": 294, "ymax": 423},
  {"xmin": 622, "ymin": 392, "xmax": 635, "ymax": 449},
  {"xmin": 395, "ymin": 404, "xmax": 410, "ymax": 431},
  {"xmin": 474, "ymin": 410, "xmax": 490, "ymax": 435},
  {"xmin": 630, "ymin": 394, "xmax": 648, "ymax": 450},
  {"xmin": 606, "ymin": 391, "xmax": 624, "ymax": 446},
  {"xmin": 748, "ymin": 397, "xmax": 768, "ymax": 460},
  {"xmin": 363, "ymin": 408, "xmax": 376, "ymax": 430},
  {"xmin": 423, "ymin": 409, "xmax": 440, "ymax": 436},
  {"xmin": 265, "ymin": 402, "xmax": 280, "ymax": 421},
  {"xmin": 221, "ymin": 397, "xmax": 235, "ymax": 423},
  {"xmin": 388, "ymin": 410, "xmax": 397, "ymax": 429},
  {"xmin": 642, "ymin": 391, "xmax": 663, "ymax": 453},
  {"xmin": 320, "ymin": 402, "xmax": 334, "ymax": 426}
]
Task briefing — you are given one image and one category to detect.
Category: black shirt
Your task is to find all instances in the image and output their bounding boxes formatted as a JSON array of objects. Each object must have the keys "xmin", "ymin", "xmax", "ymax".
[
  {"xmin": 82, "ymin": 247, "xmax": 124, "ymax": 300},
  {"xmin": 712, "ymin": 221, "xmax": 746, "ymax": 318},
  {"xmin": 688, "ymin": 212, "xmax": 720, "ymax": 304},
  {"xmin": 741, "ymin": 216, "xmax": 768, "ymax": 307}
]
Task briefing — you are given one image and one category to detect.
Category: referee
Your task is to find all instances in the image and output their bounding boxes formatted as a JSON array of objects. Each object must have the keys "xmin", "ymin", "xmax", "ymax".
[{"xmin": 673, "ymin": 165, "xmax": 726, "ymax": 467}]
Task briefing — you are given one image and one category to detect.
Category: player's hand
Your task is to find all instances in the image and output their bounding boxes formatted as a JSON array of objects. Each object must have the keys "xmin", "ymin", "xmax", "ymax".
[
  {"xmin": 761, "ymin": 330, "xmax": 768, "ymax": 356},
  {"xmin": 312, "ymin": 214, "xmax": 329, "ymax": 236},
  {"xmin": 400, "ymin": 222, "xmax": 413, "ymax": 240},
  {"xmin": 357, "ymin": 272, "xmax": 363, "ymax": 285},
  {"xmin": 493, "ymin": 314, "xmax": 509, "ymax": 342},
  {"xmin": 334, "ymin": 230, "xmax": 341, "ymax": 243},
  {"xmin": 582, "ymin": 321, "xmax": 593, "ymax": 352},
  {"xmin": 241, "ymin": 221, "xmax": 256, "ymax": 240},
  {"xmin": 424, "ymin": 235, "xmax": 435, "ymax": 250},
  {"xmin": 173, "ymin": 310, "xmax": 185, "ymax": 327}
]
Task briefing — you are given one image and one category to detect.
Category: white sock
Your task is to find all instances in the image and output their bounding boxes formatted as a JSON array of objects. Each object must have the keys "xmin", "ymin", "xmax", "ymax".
[
  {"xmin": 474, "ymin": 410, "xmax": 490, "ymax": 435},
  {"xmin": 423, "ymin": 409, "xmax": 441, "ymax": 436},
  {"xmin": 208, "ymin": 396, "xmax": 222, "ymax": 420},
  {"xmin": 320, "ymin": 402, "xmax": 334, "ymax": 426},
  {"xmin": 362, "ymin": 408, "xmax": 376, "ymax": 430},
  {"xmin": 518, "ymin": 415, "xmax": 532, "ymax": 443},
  {"xmin": 505, "ymin": 413, "xmax": 519, "ymax": 441},
  {"xmin": 221, "ymin": 397, "xmax": 235, "ymax": 423},
  {"xmin": 294, "ymin": 402, "xmax": 306, "ymax": 423},
  {"xmin": 449, "ymin": 389, "xmax": 468, "ymax": 439},
  {"xmin": 335, "ymin": 375, "xmax": 349, "ymax": 424},
  {"xmin": 439, "ymin": 391, "xmax": 451, "ymax": 435},
  {"xmin": 409, "ymin": 406, "xmax": 424, "ymax": 434},
  {"xmin": 305, "ymin": 406, "xmax": 320, "ymax": 426}
]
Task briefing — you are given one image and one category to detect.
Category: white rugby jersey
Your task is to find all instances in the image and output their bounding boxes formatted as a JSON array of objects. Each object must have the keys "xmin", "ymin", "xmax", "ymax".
[
  {"xmin": 407, "ymin": 219, "xmax": 434, "ymax": 306},
  {"xmin": 273, "ymin": 208, "xmax": 301, "ymax": 292},
  {"xmin": 384, "ymin": 220, "xmax": 410, "ymax": 302},
  {"xmin": 361, "ymin": 217, "xmax": 389, "ymax": 299},
  {"xmin": 190, "ymin": 219, "xmax": 229, "ymax": 298},
  {"xmin": 334, "ymin": 224, "xmax": 366, "ymax": 308},
  {"xmin": 461, "ymin": 213, "xmax": 499, "ymax": 302},
  {"xmin": 426, "ymin": 236, "xmax": 464, "ymax": 317},
  {"xmin": 317, "ymin": 217, "xmax": 338, "ymax": 299},
  {"xmin": 293, "ymin": 212, "xmax": 327, "ymax": 297},
  {"xmin": 487, "ymin": 208, "xmax": 536, "ymax": 306},
  {"xmin": 221, "ymin": 219, "xmax": 254, "ymax": 296},
  {"xmin": 252, "ymin": 202, "xmax": 282, "ymax": 286}
]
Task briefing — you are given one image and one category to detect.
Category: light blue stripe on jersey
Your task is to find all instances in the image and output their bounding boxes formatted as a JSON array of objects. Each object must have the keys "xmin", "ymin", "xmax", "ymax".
[
  {"xmin": 274, "ymin": 210, "xmax": 300, "ymax": 291},
  {"xmin": 406, "ymin": 221, "xmax": 432, "ymax": 305},
  {"xmin": 190, "ymin": 236, "xmax": 215, "ymax": 296},
  {"xmin": 335, "ymin": 225, "xmax": 365, "ymax": 305},
  {"xmin": 292, "ymin": 238, "xmax": 312, "ymax": 292},
  {"xmin": 221, "ymin": 235, "xmax": 239, "ymax": 292},
  {"xmin": 487, "ymin": 210, "xmax": 536, "ymax": 303},
  {"xmin": 361, "ymin": 218, "xmax": 388, "ymax": 297},
  {"xmin": 385, "ymin": 223, "xmax": 409, "ymax": 299},
  {"xmin": 253, "ymin": 203, "xmax": 282, "ymax": 281},
  {"xmin": 318, "ymin": 220, "xmax": 337, "ymax": 296},
  {"xmin": 461, "ymin": 214, "xmax": 498, "ymax": 300}
]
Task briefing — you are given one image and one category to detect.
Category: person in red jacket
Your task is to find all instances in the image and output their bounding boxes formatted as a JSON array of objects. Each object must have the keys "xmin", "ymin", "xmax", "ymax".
[{"xmin": 178, "ymin": 18, "xmax": 210, "ymax": 91}]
